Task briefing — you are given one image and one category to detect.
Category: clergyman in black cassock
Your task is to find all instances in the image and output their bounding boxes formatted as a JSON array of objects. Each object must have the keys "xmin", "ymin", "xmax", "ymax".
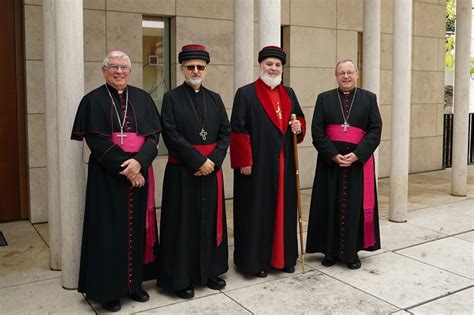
[
  {"xmin": 157, "ymin": 44, "xmax": 230, "ymax": 299},
  {"xmin": 230, "ymin": 46, "xmax": 306, "ymax": 278},
  {"xmin": 71, "ymin": 51, "xmax": 161, "ymax": 312},
  {"xmin": 306, "ymin": 59, "xmax": 382, "ymax": 270}
]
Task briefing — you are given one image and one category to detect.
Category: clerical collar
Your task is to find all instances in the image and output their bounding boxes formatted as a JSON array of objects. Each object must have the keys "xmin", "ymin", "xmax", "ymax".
[
  {"xmin": 338, "ymin": 87, "xmax": 356, "ymax": 96},
  {"xmin": 106, "ymin": 83, "xmax": 127, "ymax": 95},
  {"xmin": 184, "ymin": 81, "xmax": 202, "ymax": 94}
]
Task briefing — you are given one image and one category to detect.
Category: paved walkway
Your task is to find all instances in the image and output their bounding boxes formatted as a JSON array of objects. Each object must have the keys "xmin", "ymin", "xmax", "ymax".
[{"xmin": 1, "ymin": 167, "xmax": 473, "ymax": 314}]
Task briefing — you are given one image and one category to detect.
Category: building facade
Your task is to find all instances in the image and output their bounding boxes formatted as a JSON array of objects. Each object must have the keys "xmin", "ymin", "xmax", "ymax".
[{"xmin": 12, "ymin": 0, "xmax": 447, "ymax": 224}]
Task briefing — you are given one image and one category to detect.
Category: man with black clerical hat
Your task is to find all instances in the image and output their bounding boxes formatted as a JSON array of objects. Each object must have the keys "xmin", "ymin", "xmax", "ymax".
[
  {"xmin": 71, "ymin": 50, "xmax": 161, "ymax": 312},
  {"xmin": 306, "ymin": 59, "xmax": 382, "ymax": 270},
  {"xmin": 157, "ymin": 44, "xmax": 230, "ymax": 299},
  {"xmin": 230, "ymin": 45, "xmax": 306, "ymax": 278}
]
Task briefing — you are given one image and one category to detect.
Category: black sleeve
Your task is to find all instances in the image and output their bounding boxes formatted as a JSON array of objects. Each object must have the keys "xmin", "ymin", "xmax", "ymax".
[
  {"xmin": 85, "ymin": 134, "xmax": 129, "ymax": 178},
  {"xmin": 133, "ymin": 132, "xmax": 159, "ymax": 171},
  {"xmin": 353, "ymin": 93, "xmax": 382, "ymax": 164},
  {"xmin": 161, "ymin": 92, "xmax": 207, "ymax": 171},
  {"xmin": 208, "ymin": 94, "xmax": 231, "ymax": 169},
  {"xmin": 312, "ymin": 93, "xmax": 339, "ymax": 162}
]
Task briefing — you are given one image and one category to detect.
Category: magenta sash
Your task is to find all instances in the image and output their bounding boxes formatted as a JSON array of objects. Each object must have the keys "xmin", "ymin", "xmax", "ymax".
[
  {"xmin": 111, "ymin": 132, "xmax": 156, "ymax": 264},
  {"xmin": 168, "ymin": 144, "xmax": 224, "ymax": 247},
  {"xmin": 325, "ymin": 125, "xmax": 376, "ymax": 248}
]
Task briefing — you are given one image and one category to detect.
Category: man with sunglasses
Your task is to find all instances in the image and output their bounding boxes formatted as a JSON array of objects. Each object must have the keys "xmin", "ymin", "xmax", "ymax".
[
  {"xmin": 306, "ymin": 59, "xmax": 382, "ymax": 270},
  {"xmin": 71, "ymin": 50, "xmax": 161, "ymax": 312},
  {"xmin": 158, "ymin": 44, "xmax": 230, "ymax": 299},
  {"xmin": 230, "ymin": 46, "xmax": 306, "ymax": 278}
]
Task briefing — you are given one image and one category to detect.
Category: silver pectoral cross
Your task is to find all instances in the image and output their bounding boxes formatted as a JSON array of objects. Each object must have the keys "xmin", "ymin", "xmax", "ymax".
[
  {"xmin": 199, "ymin": 128, "xmax": 208, "ymax": 141},
  {"xmin": 116, "ymin": 130, "xmax": 127, "ymax": 144},
  {"xmin": 341, "ymin": 121, "xmax": 350, "ymax": 132}
]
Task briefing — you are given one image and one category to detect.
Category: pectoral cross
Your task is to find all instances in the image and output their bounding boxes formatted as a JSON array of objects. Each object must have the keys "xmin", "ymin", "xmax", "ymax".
[
  {"xmin": 199, "ymin": 128, "xmax": 208, "ymax": 141},
  {"xmin": 276, "ymin": 102, "xmax": 282, "ymax": 119},
  {"xmin": 341, "ymin": 121, "xmax": 350, "ymax": 132},
  {"xmin": 116, "ymin": 130, "xmax": 127, "ymax": 144}
]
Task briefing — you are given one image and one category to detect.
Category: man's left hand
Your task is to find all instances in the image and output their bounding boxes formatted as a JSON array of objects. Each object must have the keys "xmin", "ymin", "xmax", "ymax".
[
  {"xmin": 289, "ymin": 119, "xmax": 302, "ymax": 134},
  {"xmin": 120, "ymin": 158, "xmax": 142, "ymax": 178}
]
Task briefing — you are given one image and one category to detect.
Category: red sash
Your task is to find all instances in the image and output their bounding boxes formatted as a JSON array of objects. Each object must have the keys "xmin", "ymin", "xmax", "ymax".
[
  {"xmin": 325, "ymin": 125, "xmax": 376, "ymax": 248},
  {"xmin": 168, "ymin": 144, "xmax": 224, "ymax": 247},
  {"xmin": 111, "ymin": 132, "xmax": 156, "ymax": 264}
]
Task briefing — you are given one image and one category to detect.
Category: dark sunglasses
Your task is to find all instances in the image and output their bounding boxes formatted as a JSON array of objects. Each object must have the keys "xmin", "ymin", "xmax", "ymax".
[{"xmin": 184, "ymin": 64, "xmax": 206, "ymax": 71}]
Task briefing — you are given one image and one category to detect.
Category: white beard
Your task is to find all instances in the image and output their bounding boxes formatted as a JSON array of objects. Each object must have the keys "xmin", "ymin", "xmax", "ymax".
[
  {"xmin": 186, "ymin": 78, "xmax": 202, "ymax": 87},
  {"xmin": 259, "ymin": 70, "xmax": 282, "ymax": 89}
]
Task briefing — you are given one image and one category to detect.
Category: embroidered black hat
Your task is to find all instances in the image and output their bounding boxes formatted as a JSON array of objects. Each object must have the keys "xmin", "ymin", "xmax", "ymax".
[
  {"xmin": 258, "ymin": 45, "xmax": 286, "ymax": 65},
  {"xmin": 178, "ymin": 44, "xmax": 210, "ymax": 64}
]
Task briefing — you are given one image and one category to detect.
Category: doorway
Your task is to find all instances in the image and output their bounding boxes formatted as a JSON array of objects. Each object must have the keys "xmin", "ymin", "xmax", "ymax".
[{"xmin": 0, "ymin": 0, "xmax": 28, "ymax": 222}]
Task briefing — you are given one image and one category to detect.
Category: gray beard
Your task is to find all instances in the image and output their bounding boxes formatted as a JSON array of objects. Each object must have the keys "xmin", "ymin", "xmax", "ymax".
[
  {"xmin": 259, "ymin": 71, "xmax": 282, "ymax": 89},
  {"xmin": 185, "ymin": 78, "xmax": 202, "ymax": 87}
]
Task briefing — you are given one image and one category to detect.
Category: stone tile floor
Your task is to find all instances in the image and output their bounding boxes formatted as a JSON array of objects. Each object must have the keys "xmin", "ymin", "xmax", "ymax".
[{"xmin": 0, "ymin": 166, "xmax": 473, "ymax": 314}]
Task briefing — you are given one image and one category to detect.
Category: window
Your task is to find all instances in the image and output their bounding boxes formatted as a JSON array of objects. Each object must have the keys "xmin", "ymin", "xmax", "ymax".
[{"xmin": 142, "ymin": 17, "xmax": 170, "ymax": 154}]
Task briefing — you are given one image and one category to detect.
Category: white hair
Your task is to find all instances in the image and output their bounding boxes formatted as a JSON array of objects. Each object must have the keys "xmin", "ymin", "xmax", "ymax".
[
  {"xmin": 335, "ymin": 59, "xmax": 358, "ymax": 73},
  {"xmin": 102, "ymin": 50, "xmax": 131, "ymax": 67}
]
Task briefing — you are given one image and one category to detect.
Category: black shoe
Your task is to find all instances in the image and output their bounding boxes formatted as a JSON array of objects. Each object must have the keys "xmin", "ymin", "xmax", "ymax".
[
  {"xmin": 281, "ymin": 266, "xmax": 295, "ymax": 273},
  {"xmin": 254, "ymin": 270, "xmax": 268, "ymax": 278},
  {"xmin": 128, "ymin": 287, "xmax": 150, "ymax": 302},
  {"xmin": 176, "ymin": 286, "xmax": 194, "ymax": 299},
  {"xmin": 207, "ymin": 276, "xmax": 226, "ymax": 290},
  {"xmin": 347, "ymin": 255, "xmax": 361, "ymax": 270},
  {"xmin": 102, "ymin": 299, "xmax": 121, "ymax": 312},
  {"xmin": 321, "ymin": 256, "xmax": 338, "ymax": 267}
]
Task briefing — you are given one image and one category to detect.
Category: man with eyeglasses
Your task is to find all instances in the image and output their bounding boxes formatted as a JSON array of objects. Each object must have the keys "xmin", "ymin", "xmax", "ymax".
[
  {"xmin": 306, "ymin": 59, "xmax": 382, "ymax": 270},
  {"xmin": 71, "ymin": 50, "xmax": 161, "ymax": 312},
  {"xmin": 230, "ymin": 46, "xmax": 306, "ymax": 278},
  {"xmin": 157, "ymin": 44, "xmax": 230, "ymax": 299}
]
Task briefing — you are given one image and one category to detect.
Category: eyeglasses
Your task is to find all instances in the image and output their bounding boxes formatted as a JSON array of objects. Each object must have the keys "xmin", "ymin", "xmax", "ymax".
[
  {"xmin": 336, "ymin": 71, "xmax": 356, "ymax": 77},
  {"xmin": 184, "ymin": 64, "xmax": 206, "ymax": 71},
  {"xmin": 105, "ymin": 64, "xmax": 131, "ymax": 73}
]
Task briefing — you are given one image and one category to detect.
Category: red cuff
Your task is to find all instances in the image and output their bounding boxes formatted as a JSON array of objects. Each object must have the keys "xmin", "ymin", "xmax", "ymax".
[{"xmin": 230, "ymin": 132, "xmax": 252, "ymax": 168}]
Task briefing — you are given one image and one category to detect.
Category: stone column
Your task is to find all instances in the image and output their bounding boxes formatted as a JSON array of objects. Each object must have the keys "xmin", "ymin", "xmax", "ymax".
[
  {"xmin": 258, "ymin": 0, "xmax": 281, "ymax": 48},
  {"xmin": 451, "ymin": 0, "xmax": 472, "ymax": 196},
  {"xmin": 389, "ymin": 0, "xmax": 412, "ymax": 222},
  {"xmin": 362, "ymin": 0, "xmax": 381, "ymax": 181},
  {"xmin": 234, "ymin": 0, "xmax": 254, "ymax": 93},
  {"xmin": 54, "ymin": 0, "xmax": 85, "ymax": 289},
  {"xmin": 43, "ymin": 0, "xmax": 60, "ymax": 271}
]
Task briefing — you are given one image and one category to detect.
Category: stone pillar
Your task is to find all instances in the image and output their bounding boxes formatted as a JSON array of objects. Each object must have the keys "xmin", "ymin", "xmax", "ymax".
[
  {"xmin": 451, "ymin": 0, "xmax": 472, "ymax": 196},
  {"xmin": 234, "ymin": 0, "xmax": 254, "ymax": 93},
  {"xmin": 54, "ymin": 0, "xmax": 85, "ymax": 289},
  {"xmin": 43, "ymin": 0, "xmax": 60, "ymax": 271},
  {"xmin": 362, "ymin": 0, "xmax": 381, "ymax": 181},
  {"xmin": 389, "ymin": 0, "xmax": 412, "ymax": 222},
  {"xmin": 258, "ymin": 0, "xmax": 281, "ymax": 48}
]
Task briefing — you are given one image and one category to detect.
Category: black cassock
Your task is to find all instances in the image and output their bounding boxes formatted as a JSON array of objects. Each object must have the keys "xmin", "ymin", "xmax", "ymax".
[
  {"xmin": 230, "ymin": 80, "xmax": 306, "ymax": 274},
  {"xmin": 71, "ymin": 84, "xmax": 161, "ymax": 302},
  {"xmin": 306, "ymin": 88, "xmax": 382, "ymax": 263},
  {"xmin": 157, "ymin": 83, "xmax": 230, "ymax": 291}
]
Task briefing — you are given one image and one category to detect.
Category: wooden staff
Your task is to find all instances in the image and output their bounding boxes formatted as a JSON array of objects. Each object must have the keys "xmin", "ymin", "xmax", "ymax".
[{"xmin": 291, "ymin": 113, "xmax": 305, "ymax": 273}]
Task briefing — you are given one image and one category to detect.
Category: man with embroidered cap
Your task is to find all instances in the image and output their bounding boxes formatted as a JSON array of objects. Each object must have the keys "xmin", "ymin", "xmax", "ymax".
[
  {"xmin": 157, "ymin": 44, "xmax": 230, "ymax": 299},
  {"xmin": 230, "ymin": 45, "xmax": 306, "ymax": 278},
  {"xmin": 306, "ymin": 59, "xmax": 382, "ymax": 270},
  {"xmin": 71, "ymin": 50, "xmax": 161, "ymax": 312}
]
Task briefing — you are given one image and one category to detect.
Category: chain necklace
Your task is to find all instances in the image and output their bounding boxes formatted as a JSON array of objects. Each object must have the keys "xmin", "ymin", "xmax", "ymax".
[
  {"xmin": 105, "ymin": 84, "xmax": 129, "ymax": 144},
  {"xmin": 185, "ymin": 85, "xmax": 208, "ymax": 141},
  {"xmin": 336, "ymin": 88, "xmax": 357, "ymax": 132},
  {"xmin": 196, "ymin": 90, "xmax": 208, "ymax": 141}
]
